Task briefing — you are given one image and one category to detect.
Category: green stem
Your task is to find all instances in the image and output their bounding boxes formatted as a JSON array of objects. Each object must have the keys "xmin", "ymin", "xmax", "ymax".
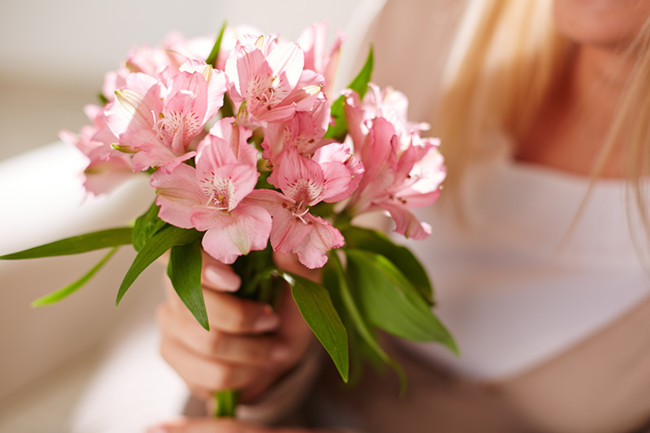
[{"xmin": 213, "ymin": 389, "xmax": 240, "ymax": 418}]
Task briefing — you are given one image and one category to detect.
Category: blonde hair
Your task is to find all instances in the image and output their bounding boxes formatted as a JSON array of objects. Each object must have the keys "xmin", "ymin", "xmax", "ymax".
[
  {"xmin": 434, "ymin": 0, "xmax": 568, "ymax": 187},
  {"xmin": 434, "ymin": 0, "xmax": 650, "ymax": 256}
]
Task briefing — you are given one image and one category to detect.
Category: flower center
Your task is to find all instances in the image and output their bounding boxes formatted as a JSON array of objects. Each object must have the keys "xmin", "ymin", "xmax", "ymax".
[{"xmin": 202, "ymin": 173, "xmax": 235, "ymax": 212}]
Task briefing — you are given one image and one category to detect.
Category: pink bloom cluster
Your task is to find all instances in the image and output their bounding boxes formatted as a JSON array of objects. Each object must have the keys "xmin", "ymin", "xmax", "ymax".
[{"xmin": 61, "ymin": 24, "xmax": 445, "ymax": 269}]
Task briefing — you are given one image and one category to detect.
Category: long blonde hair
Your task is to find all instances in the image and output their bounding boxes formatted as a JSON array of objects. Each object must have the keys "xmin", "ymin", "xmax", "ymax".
[{"xmin": 434, "ymin": 0, "xmax": 650, "ymax": 257}]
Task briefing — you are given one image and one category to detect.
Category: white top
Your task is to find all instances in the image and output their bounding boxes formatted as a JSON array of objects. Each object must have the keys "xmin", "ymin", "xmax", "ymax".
[{"xmin": 400, "ymin": 136, "xmax": 650, "ymax": 381}]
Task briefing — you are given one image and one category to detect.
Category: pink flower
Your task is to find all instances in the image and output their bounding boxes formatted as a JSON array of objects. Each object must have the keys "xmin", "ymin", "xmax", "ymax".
[
  {"xmin": 106, "ymin": 63, "xmax": 227, "ymax": 172},
  {"xmin": 344, "ymin": 84, "xmax": 429, "ymax": 150},
  {"xmin": 261, "ymin": 99, "xmax": 330, "ymax": 162},
  {"xmin": 151, "ymin": 118, "xmax": 271, "ymax": 264},
  {"xmin": 250, "ymin": 146, "xmax": 353, "ymax": 268},
  {"xmin": 312, "ymin": 141, "xmax": 364, "ymax": 203},
  {"xmin": 101, "ymin": 34, "xmax": 214, "ymax": 102},
  {"xmin": 225, "ymin": 35, "xmax": 325, "ymax": 126},
  {"xmin": 346, "ymin": 114, "xmax": 445, "ymax": 240},
  {"xmin": 298, "ymin": 22, "xmax": 345, "ymax": 96},
  {"xmin": 60, "ymin": 105, "xmax": 133, "ymax": 195},
  {"xmin": 248, "ymin": 188, "xmax": 344, "ymax": 269}
]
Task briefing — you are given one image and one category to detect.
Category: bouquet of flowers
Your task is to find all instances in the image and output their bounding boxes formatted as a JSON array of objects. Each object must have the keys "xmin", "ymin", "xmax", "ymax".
[{"xmin": 1, "ymin": 22, "xmax": 456, "ymax": 416}]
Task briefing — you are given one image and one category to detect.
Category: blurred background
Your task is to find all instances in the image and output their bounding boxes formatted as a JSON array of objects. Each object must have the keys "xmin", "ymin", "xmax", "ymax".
[{"xmin": 0, "ymin": 1, "xmax": 375, "ymax": 431}]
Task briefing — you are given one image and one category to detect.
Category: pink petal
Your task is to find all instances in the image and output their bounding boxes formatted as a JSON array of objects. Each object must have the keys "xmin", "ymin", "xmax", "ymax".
[
  {"xmin": 269, "ymin": 206, "xmax": 313, "ymax": 254},
  {"xmin": 380, "ymin": 201, "xmax": 431, "ymax": 240},
  {"xmin": 313, "ymin": 141, "xmax": 363, "ymax": 202},
  {"xmin": 106, "ymin": 73, "xmax": 161, "ymax": 139},
  {"xmin": 203, "ymin": 118, "xmax": 256, "ymax": 166},
  {"xmin": 266, "ymin": 42, "xmax": 304, "ymax": 94},
  {"xmin": 245, "ymin": 189, "xmax": 294, "ymax": 214},
  {"xmin": 151, "ymin": 163, "xmax": 205, "ymax": 228},
  {"xmin": 270, "ymin": 147, "xmax": 324, "ymax": 205},
  {"xmin": 292, "ymin": 215, "xmax": 344, "ymax": 269},
  {"xmin": 200, "ymin": 204, "xmax": 272, "ymax": 264}
]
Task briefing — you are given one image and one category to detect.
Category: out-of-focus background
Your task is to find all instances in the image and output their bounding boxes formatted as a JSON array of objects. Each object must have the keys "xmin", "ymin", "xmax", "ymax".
[{"xmin": 0, "ymin": 1, "xmax": 376, "ymax": 431}]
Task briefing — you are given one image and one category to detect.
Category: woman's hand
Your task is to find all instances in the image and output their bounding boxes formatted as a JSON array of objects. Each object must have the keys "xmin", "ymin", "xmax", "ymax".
[
  {"xmin": 147, "ymin": 417, "xmax": 349, "ymax": 433},
  {"xmin": 157, "ymin": 252, "xmax": 315, "ymax": 403}
]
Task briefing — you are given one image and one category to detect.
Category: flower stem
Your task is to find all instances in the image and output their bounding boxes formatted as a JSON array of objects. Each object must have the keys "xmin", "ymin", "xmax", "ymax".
[{"xmin": 213, "ymin": 390, "xmax": 240, "ymax": 418}]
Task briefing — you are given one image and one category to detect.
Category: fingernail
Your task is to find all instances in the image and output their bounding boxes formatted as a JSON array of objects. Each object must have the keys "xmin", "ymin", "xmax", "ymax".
[
  {"xmin": 146, "ymin": 427, "xmax": 170, "ymax": 433},
  {"xmin": 204, "ymin": 265, "xmax": 240, "ymax": 292},
  {"xmin": 254, "ymin": 306, "xmax": 280, "ymax": 331}
]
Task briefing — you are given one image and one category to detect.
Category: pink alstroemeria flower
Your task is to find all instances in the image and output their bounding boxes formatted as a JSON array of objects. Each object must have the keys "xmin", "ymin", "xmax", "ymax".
[
  {"xmin": 251, "ymin": 146, "xmax": 354, "ymax": 268},
  {"xmin": 346, "ymin": 115, "xmax": 445, "ymax": 240},
  {"xmin": 298, "ymin": 22, "xmax": 345, "ymax": 96},
  {"xmin": 225, "ymin": 34, "xmax": 324, "ymax": 126},
  {"xmin": 261, "ymin": 98, "xmax": 330, "ymax": 162},
  {"xmin": 151, "ymin": 118, "xmax": 272, "ymax": 264},
  {"xmin": 344, "ymin": 84, "xmax": 430, "ymax": 151},
  {"xmin": 60, "ymin": 105, "xmax": 133, "ymax": 195},
  {"xmin": 106, "ymin": 62, "xmax": 227, "ymax": 172}
]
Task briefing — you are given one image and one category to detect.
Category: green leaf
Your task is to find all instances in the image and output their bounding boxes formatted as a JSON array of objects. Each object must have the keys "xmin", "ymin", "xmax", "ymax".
[
  {"xmin": 116, "ymin": 225, "xmax": 202, "ymax": 305},
  {"xmin": 342, "ymin": 226, "xmax": 433, "ymax": 304},
  {"xmin": 280, "ymin": 271, "xmax": 349, "ymax": 382},
  {"xmin": 206, "ymin": 21, "xmax": 227, "ymax": 68},
  {"xmin": 31, "ymin": 247, "xmax": 119, "ymax": 307},
  {"xmin": 0, "ymin": 228, "xmax": 133, "ymax": 260},
  {"xmin": 167, "ymin": 239, "xmax": 208, "ymax": 330},
  {"xmin": 133, "ymin": 200, "xmax": 167, "ymax": 252},
  {"xmin": 323, "ymin": 253, "xmax": 404, "ymax": 387},
  {"xmin": 345, "ymin": 249, "xmax": 458, "ymax": 355},
  {"xmin": 324, "ymin": 47, "xmax": 374, "ymax": 141}
]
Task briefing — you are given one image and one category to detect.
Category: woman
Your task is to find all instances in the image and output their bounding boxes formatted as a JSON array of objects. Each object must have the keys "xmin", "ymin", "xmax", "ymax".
[{"xmin": 148, "ymin": 0, "xmax": 650, "ymax": 432}]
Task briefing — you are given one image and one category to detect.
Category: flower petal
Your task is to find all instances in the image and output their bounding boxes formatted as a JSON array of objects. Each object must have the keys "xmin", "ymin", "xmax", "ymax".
[
  {"xmin": 151, "ymin": 163, "xmax": 205, "ymax": 228},
  {"xmin": 200, "ymin": 204, "xmax": 272, "ymax": 264},
  {"xmin": 380, "ymin": 201, "xmax": 432, "ymax": 240},
  {"xmin": 293, "ymin": 215, "xmax": 344, "ymax": 269}
]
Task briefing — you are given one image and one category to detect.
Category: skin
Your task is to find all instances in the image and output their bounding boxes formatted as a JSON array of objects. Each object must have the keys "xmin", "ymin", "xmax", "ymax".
[
  {"xmin": 516, "ymin": 0, "xmax": 650, "ymax": 177},
  {"xmin": 151, "ymin": 1, "xmax": 650, "ymax": 432},
  {"xmin": 157, "ymin": 252, "xmax": 315, "ymax": 403}
]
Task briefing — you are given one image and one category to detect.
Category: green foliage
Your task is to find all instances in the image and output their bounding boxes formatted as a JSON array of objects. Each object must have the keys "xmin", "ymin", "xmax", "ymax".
[
  {"xmin": 345, "ymin": 249, "xmax": 457, "ymax": 354},
  {"xmin": 133, "ymin": 201, "xmax": 167, "ymax": 252},
  {"xmin": 206, "ymin": 21, "xmax": 228, "ymax": 68},
  {"xmin": 31, "ymin": 247, "xmax": 119, "ymax": 307},
  {"xmin": 280, "ymin": 271, "xmax": 349, "ymax": 382},
  {"xmin": 167, "ymin": 239, "xmax": 208, "ymax": 330},
  {"xmin": 324, "ymin": 47, "xmax": 374, "ymax": 141},
  {"xmin": 116, "ymin": 225, "xmax": 202, "ymax": 305},
  {"xmin": 323, "ymin": 253, "xmax": 404, "ymax": 387},
  {"xmin": 341, "ymin": 226, "xmax": 433, "ymax": 304},
  {"xmin": 0, "ymin": 227, "xmax": 132, "ymax": 260}
]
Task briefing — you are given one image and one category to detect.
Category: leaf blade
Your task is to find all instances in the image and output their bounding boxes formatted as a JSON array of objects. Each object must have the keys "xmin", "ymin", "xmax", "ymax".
[
  {"xmin": 31, "ymin": 247, "xmax": 119, "ymax": 307},
  {"xmin": 323, "ymin": 253, "xmax": 406, "ymax": 388},
  {"xmin": 167, "ymin": 239, "xmax": 208, "ymax": 330},
  {"xmin": 345, "ymin": 249, "xmax": 458, "ymax": 355},
  {"xmin": 116, "ymin": 225, "xmax": 202, "ymax": 305},
  {"xmin": 324, "ymin": 47, "xmax": 374, "ymax": 141},
  {"xmin": 133, "ymin": 201, "xmax": 167, "ymax": 252},
  {"xmin": 280, "ymin": 272, "xmax": 349, "ymax": 382},
  {"xmin": 0, "ymin": 227, "xmax": 133, "ymax": 260},
  {"xmin": 342, "ymin": 226, "xmax": 433, "ymax": 304},
  {"xmin": 206, "ymin": 21, "xmax": 228, "ymax": 68}
]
